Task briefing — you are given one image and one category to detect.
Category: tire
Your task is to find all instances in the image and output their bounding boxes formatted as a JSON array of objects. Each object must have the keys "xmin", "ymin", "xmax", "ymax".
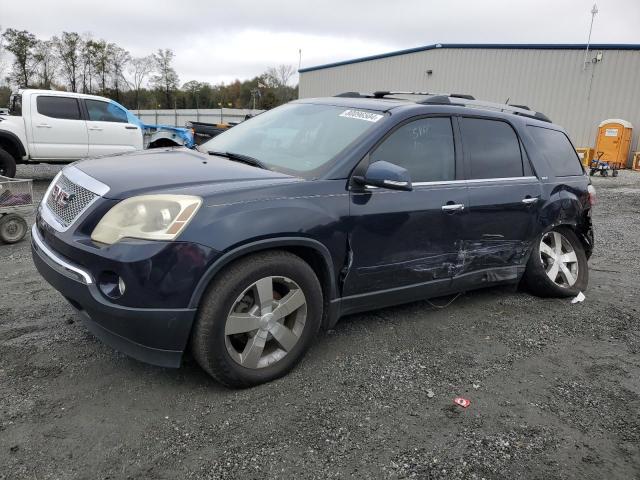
[
  {"xmin": 192, "ymin": 251, "xmax": 323, "ymax": 388},
  {"xmin": 0, "ymin": 214, "xmax": 28, "ymax": 244},
  {"xmin": 0, "ymin": 148, "xmax": 17, "ymax": 178},
  {"xmin": 523, "ymin": 226, "xmax": 588, "ymax": 298}
]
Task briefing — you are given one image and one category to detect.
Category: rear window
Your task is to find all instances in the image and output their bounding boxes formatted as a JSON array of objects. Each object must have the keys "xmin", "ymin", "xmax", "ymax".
[
  {"xmin": 36, "ymin": 96, "xmax": 81, "ymax": 120},
  {"xmin": 459, "ymin": 118, "xmax": 524, "ymax": 179},
  {"xmin": 528, "ymin": 126, "xmax": 584, "ymax": 176}
]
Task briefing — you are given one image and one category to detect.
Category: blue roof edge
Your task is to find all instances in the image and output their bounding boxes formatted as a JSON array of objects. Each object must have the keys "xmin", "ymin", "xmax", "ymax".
[{"xmin": 298, "ymin": 43, "xmax": 640, "ymax": 73}]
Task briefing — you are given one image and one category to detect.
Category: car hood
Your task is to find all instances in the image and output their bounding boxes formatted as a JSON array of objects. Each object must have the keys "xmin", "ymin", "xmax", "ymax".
[{"xmin": 73, "ymin": 148, "xmax": 298, "ymax": 199}]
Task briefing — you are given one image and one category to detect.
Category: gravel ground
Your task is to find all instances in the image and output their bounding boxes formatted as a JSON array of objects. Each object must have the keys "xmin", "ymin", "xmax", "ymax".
[{"xmin": 1, "ymin": 165, "xmax": 639, "ymax": 479}]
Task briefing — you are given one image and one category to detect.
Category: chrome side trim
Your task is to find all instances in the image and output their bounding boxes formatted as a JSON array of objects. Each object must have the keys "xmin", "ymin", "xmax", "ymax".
[
  {"xmin": 31, "ymin": 225, "xmax": 93, "ymax": 284},
  {"xmin": 412, "ymin": 176, "xmax": 538, "ymax": 187},
  {"xmin": 63, "ymin": 165, "xmax": 110, "ymax": 196},
  {"xmin": 465, "ymin": 176, "xmax": 538, "ymax": 184},
  {"xmin": 412, "ymin": 180, "xmax": 466, "ymax": 186}
]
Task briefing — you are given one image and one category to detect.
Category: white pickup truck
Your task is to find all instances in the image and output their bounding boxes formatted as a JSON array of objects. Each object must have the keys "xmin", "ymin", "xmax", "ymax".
[{"xmin": 0, "ymin": 89, "xmax": 194, "ymax": 177}]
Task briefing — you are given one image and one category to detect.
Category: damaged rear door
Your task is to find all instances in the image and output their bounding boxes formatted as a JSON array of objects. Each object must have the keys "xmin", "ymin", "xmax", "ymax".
[
  {"xmin": 454, "ymin": 116, "xmax": 542, "ymax": 288},
  {"xmin": 343, "ymin": 116, "xmax": 467, "ymax": 306}
]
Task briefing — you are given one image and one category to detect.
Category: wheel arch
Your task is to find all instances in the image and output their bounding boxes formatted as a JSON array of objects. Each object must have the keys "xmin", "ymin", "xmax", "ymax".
[
  {"xmin": 188, "ymin": 237, "xmax": 338, "ymax": 328},
  {"xmin": 0, "ymin": 131, "xmax": 27, "ymax": 160},
  {"xmin": 538, "ymin": 191, "xmax": 593, "ymax": 258}
]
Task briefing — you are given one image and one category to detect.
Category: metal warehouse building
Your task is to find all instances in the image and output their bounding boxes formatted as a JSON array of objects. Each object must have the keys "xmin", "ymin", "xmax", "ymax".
[{"xmin": 299, "ymin": 44, "xmax": 640, "ymax": 159}]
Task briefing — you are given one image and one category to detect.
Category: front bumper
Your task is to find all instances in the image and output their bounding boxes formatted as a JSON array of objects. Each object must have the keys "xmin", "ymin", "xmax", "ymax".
[{"xmin": 31, "ymin": 225, "xmax": 196, "ymax": 368}]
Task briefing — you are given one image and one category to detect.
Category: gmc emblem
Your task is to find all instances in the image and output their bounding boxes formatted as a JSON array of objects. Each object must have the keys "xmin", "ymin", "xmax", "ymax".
[{"xmin": 51, "ymin": 184, "xmax": 75, "ymax": 209}]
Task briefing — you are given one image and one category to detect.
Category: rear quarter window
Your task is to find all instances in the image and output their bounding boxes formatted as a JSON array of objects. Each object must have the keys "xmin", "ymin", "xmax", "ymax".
[{"xmin": 528, "ymin": 126, "xmax": 584, "ymax": 177}]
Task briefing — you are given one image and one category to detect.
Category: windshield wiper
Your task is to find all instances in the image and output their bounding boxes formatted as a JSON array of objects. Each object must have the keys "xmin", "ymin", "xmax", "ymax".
[{"xmin": 207, "ymin": 150, "xmax": 268, "ymax": 170}]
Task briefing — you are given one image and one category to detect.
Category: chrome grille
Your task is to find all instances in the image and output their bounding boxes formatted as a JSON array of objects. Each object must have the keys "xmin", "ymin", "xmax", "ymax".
[{"xmin": 45, "ymin": 174, "xmax": 98, "ymax": 228}]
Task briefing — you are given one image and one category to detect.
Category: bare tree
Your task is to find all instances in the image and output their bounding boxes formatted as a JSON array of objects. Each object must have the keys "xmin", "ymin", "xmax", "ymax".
[
  {"xmin": 151, "ymin": 48, "xmax": 179, "ymax": 108},
  {"xmin": 110, "ymin": 45, "xmax": 130, "ymax": 101},
  {"xmin": 33, "ymin": 40, "xmax": 58, "ymax": 88},
  {"xmin": 2, "ymin": 28, "xmax": 38, "ymax": 87},
  {"xmin": 90, "ymin": 40, "xmax": 113, "ymax": 95},
  {"xmin": 127, "ymin": 55, "xmax": 153, "ymax": 109},
  {"xmin": 266, "ymin": 64, "xmax": 296, "ymax": 87},
  {"xmin": 0, "ymin": 26, "xmax": 6, "ymax": 85},
  {"xmin": 264, "ymin": 64, "xmax": 297, "ymax": 103},
  {"xmin": 53, "ymin": 32, "xmax": 82, "ymax": 92},
  {"xmin": 80, "ymin": 33, "xmax": 97, "ymax": 93}
]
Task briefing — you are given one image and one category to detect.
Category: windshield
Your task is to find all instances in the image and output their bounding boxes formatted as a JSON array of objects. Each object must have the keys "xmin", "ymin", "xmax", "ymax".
[{"xmin": 199, "ymin": 103, "xmax": 385, "ymax": 178}]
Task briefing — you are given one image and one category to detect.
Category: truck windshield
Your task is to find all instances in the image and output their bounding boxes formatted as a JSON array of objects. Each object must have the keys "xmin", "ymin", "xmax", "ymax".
[{"xmin": 199, "ymin": 103, "xmax": 386, "ymax": 178}]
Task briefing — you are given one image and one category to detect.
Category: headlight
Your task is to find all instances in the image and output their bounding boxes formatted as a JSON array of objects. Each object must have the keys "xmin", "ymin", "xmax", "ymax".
[{"xmin": 91, "ymin": 195, "xmax": 202, "ymax": 245}]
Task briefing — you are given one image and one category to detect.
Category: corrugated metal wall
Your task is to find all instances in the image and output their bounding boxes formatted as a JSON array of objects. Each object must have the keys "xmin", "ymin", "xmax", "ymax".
[{"xmin": 299, "ymin": 48, "xmax": 640, "ymax": 158}]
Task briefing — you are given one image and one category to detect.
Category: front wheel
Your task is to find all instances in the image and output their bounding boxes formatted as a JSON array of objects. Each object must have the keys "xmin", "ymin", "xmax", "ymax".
[
  {"xmin": 523, "ymin": 227, "xmax": 589, "ymax": 297},
  {"xmin": 0, "ymin": 148, "xmax": 17, "ymax": 178},
  {"xmin": 191, "ymin": 251, "xmax": 323, "ymax": 388}
]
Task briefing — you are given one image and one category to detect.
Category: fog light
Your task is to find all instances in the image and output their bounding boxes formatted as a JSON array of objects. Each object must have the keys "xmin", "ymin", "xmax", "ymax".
[{"xmin": 98, "ymin": 272, "xmax": 126, "ymax": 299}]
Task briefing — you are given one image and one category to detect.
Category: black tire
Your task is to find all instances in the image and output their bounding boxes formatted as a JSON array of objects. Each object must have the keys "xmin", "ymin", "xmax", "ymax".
[
  {"xmin": 523, "ymin": 226, "xmax": 589, "ymax": 298},
  {"xmin": 0, "ymin": 214, "xmax": 28, "ymax": 244},
  {"xmin": 191, "ymin": 251, "xmax": 323, "ymax": 388},
  {"xmin": 612, "ymin": 169, "xmax": 619, "ymax": 177},
  {"xmin": 0, "ymin": 148, "xmax": 17, "ymax": 178}
]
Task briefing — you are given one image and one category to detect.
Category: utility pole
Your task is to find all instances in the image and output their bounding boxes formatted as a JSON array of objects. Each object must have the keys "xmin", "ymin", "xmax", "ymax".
[{"xmin": 583, "ymin": 4, "xmax": 598, "ymax": 70}]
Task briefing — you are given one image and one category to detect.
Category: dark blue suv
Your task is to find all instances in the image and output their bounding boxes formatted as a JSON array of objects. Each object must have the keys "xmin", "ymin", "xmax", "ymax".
[{"xmin": 32, "ymin": 92, "xmax": 595, "ymax": 387}]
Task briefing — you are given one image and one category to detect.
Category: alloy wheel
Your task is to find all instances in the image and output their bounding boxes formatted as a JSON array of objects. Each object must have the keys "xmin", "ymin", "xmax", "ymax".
[
  {"xmin": 224, "ymin": 276, "xmax": 307, "ymax": 369},
  {"xmin": 539, "ymin": 231, "xmax": 579, "ymax": 288}
]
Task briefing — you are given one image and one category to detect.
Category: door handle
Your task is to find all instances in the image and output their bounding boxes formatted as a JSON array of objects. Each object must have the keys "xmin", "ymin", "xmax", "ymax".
[
  {"xmin": 36, "ymin": 123, "xmax": 51, "ymax": 128},
  {"xmin": 88, "ymin": 126, "xmax": 103, "ymax": 131},
  {"xmin": 125, "ymin": 125, "xmax": 138, "ymax": 130},
  {"xmin": 522, "ymin": 197, "xmax": 539, "ymax": 204},
  {"xmin": 441, "ymin": 203, "xmax": 465, "ymax": 212}
]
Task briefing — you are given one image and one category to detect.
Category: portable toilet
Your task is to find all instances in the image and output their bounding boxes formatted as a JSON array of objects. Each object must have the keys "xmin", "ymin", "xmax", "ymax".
[{"xmin": 594, "ymin": 119, "xmax": 633, "ymax": 168}]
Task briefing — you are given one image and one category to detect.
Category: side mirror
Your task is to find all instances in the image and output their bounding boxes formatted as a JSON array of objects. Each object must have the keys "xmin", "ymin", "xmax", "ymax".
[{"xmin": 353, "ymin": 160, "xmax": 413, "ymax": 191}]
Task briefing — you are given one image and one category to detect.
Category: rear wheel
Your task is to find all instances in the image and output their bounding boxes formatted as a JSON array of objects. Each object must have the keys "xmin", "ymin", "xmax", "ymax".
[
  {"xmin": 523, "ymin": 227, "xmax": 588, "ymax": 297},
  {"xmin": 0, "ymin": 148, "xmax": 17, "ymax": 178},
  {"xmin": 192, "ymin": 251, "xmax": 322, "ymax": 388},
  {"xmin": 0, "ymin": 214, "xmax": 28, "ymax": 243}
]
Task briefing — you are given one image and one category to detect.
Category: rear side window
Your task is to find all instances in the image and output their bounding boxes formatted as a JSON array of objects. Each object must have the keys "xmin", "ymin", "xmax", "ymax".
[
  {"xmin": 85, "ymin": 100, "xmax": 128, "ymax": 123},
  {"xmin": 528, "ymin": 126, "xmax": 584, "ymax": 176},
  {"xmin": 460, "ymin": 118, "xmax": 524, "ymax": 179},
  {"xmin": 36, "ymin": 96, "xmax": 81, "ymax": 120},
  {"xmin": 370, "ymin": 117, "xmax": 455, "ymax": 182}
]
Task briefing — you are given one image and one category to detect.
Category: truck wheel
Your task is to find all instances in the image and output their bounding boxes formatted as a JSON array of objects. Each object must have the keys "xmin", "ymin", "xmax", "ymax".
[
  {"xmin": 192, "ymin": 251, "xmax": 322, "ymax": 388},
  {"xmin": 523, "ymin": 227, "xmax": 588, "ymax": 298},
  {"xmin": 0, "ymin": 148, "xmax": 17, "ymax": 178},
  {"xmin": 0, "ymin": 214, "xmax": 28, "ymax": 243}
]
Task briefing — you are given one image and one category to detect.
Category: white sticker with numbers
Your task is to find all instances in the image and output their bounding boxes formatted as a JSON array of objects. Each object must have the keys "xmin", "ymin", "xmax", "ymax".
[
  {"xmin": 604, "ymin": 128, "xmax": 619, "ymax": 137},
  {"xmin": 339, "ymin": 109, "xmax": 384, "ymax": 122}
]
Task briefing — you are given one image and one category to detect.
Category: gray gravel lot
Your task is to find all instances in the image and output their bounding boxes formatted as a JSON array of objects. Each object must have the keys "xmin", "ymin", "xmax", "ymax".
[{"xmin": 1, "ymin": 165, "xmax": 639, "ymax": 479}]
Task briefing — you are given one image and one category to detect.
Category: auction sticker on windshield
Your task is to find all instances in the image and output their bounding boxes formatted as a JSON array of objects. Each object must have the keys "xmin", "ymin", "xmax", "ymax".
[{"xmin": 339, "ymin": 110, "xmax": 384, "ymax": 122}]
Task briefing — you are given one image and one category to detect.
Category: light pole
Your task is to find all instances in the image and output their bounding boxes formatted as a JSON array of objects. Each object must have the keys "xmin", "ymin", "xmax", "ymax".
[{"xmin": 583, "ymin": 4, "xmax": 598, "ymax": 70}]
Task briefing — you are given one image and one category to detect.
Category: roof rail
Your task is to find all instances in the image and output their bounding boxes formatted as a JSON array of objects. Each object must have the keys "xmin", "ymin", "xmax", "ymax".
[{"xmin": 332, "ymin": 92, "xmax": 551, "ymax": 123}]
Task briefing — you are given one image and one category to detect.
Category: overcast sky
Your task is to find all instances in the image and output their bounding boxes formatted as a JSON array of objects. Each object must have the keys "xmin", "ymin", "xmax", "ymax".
[{"xmin": 2, "ymin": 0, "xmax": 638, "ymax": 85}]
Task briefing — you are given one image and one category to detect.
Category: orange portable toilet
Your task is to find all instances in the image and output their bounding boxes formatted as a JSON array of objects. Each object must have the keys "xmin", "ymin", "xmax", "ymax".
[{"xmin": 594, "ymin": 119, "xmax": 633, "ymax": 169}]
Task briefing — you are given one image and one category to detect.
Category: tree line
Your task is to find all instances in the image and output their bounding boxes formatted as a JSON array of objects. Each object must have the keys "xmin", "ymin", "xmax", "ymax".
[{"xmin": 0, "ymin": 27, "xmax": 298, "ymax": 112}]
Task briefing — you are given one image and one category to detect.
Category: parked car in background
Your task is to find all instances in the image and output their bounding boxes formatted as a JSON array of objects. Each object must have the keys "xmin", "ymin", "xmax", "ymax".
[
  {"xmin": 32, "ymin": 92, "xmax": 594, "ymax": 388},
  {"xmin": 0, "ymin": 89, "xmax": 194, "ymax": 177}
]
